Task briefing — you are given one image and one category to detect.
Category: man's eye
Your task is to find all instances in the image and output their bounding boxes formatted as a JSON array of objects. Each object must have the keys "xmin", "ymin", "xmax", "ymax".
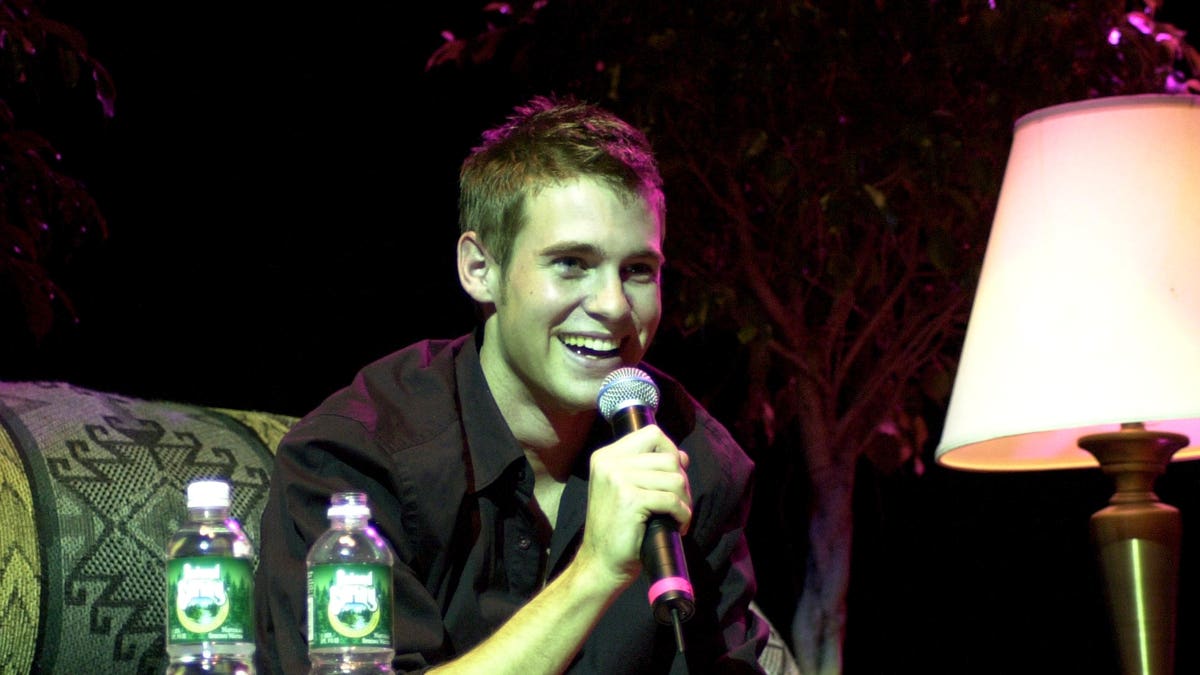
[
  {"xmin": 624, "ymin": 263, "xmax": 660, "ymax": 281},
  {"xmin": 552, "ymin": 257, "xmax": 587, "ymax": 273}
]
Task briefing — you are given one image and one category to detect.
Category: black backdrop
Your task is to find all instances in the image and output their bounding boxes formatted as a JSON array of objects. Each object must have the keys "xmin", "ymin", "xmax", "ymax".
[
  {"xmin": 10, "ymin": 2, "xmax": 520, "ymax": 416},
  {"xmin": 8, "ymin": 3, "xmax": 1200, "ymax": 674}
]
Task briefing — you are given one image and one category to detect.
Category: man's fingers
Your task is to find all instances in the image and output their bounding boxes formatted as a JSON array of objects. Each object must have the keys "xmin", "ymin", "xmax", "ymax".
[{"xmin": 600, "ymin": 425, "xmax": 674, "ymax": 455}]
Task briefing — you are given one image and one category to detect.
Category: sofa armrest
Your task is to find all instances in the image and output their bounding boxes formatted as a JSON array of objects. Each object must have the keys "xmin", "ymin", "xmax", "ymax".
[{"xmin": 0, "ymin": 381, "xmax": 296, "ymax": 675}]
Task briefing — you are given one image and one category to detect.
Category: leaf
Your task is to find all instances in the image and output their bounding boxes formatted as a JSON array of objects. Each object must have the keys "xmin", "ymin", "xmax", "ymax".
[
  {"xmin": 862, "ymin": 183, "xmax": 886, "ymax": 210},
  {"xmin": 925, "ymin": 226, "xmax": 956, "ymax": 273}
]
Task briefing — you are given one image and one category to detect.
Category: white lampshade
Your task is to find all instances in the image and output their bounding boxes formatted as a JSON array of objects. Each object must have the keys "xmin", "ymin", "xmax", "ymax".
[{"xmin": 936, "ymin": 94, "xmax": 1200, "ymax": 471}]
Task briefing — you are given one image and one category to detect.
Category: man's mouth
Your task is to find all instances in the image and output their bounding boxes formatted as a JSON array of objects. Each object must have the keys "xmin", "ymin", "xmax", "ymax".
[{"xmin": 560, "ymin": 335, "xmax": 623, "ymax": 359}]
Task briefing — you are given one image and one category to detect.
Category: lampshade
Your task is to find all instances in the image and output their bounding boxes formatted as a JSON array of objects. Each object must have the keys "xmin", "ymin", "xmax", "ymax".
[{"xmin": 936, "ymin": 93, "xmax": 1200, "ymax": 471}]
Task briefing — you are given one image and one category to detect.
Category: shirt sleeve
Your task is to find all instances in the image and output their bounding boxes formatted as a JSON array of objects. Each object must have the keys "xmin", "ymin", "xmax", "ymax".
[{"xmin": 677, "ymin": 412, "xmax": 771, "ymax": 674}]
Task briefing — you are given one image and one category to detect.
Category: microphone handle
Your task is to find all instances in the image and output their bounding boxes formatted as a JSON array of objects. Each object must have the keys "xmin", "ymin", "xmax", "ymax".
[
  {"xmin": 609, "ymin": 405, "xmax": 696, "ymax": 631},
  {"xmin": 614, "ymin": 403, "xmax": 655, "ymax": 433},
  {"xmin": 642, "ymin": 515, "xmax": 695, "ymax": 625}
]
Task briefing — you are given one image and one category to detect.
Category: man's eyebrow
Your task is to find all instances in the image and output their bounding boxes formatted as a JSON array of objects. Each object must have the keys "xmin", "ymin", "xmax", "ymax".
[
  {"xmin": 539, "ymin": 241, "xmax": 603, "ymax": 258},
  {"xmin": 539, "ymin": 241, "xmax": 665, "ymax": 264}
]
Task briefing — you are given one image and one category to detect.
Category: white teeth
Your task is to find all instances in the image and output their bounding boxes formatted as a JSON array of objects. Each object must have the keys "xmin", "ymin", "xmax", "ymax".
[{"xmin": 561, "ymin": 335, "xmax": 620, "ymax": 352}]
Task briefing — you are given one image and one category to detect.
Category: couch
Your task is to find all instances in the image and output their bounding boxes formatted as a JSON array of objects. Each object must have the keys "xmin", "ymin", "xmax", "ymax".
[
  {"xmin": 0, "ymin": 380, "xmax": 799, "ymax": 675},
  {"xmin": 0, "ymin": 380, "xmax": 295, "ymax": 674}
]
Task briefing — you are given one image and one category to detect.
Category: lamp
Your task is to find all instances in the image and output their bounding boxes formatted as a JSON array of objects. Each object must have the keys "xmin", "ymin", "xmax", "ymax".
[{"xmin": 935, "ymin": 94, "xmax": 1200, "ymax": 675}]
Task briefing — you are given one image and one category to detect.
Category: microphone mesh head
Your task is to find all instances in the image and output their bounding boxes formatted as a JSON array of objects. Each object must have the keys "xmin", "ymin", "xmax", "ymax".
[{"xmin": 597, "ymin": 367, "xmax": 660, "ymax": 422}]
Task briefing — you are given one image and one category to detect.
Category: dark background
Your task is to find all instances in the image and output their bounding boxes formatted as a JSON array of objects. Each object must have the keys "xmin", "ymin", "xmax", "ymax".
[
  {"xmin": 8, "ymin": 3, "xmax": 1200, "ymax": 673},
  {"xmin": 11, "ymin": 2, "xmax": 508, "ymax": 416}
]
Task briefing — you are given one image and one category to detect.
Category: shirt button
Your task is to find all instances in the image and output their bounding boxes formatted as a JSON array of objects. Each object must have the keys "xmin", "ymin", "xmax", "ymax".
[{"xmin": 517, "ymin": 536, "xmax": 532, "ymax": 550}]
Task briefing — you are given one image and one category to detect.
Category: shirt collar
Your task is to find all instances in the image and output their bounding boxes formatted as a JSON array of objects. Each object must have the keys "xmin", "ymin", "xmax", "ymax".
[
  {"xmin": 452, "ymin": 331, "xmax": 643, "ymax": 494},
  {"xmin": 455, "ymin": 330, "xmax": 525, "ymax": 493}
]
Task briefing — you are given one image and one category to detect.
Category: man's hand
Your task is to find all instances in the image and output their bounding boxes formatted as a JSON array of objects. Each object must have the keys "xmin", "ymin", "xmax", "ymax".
[{"xmin": 577, "ymin": 424, "xmax": 692, "ymax": 590}]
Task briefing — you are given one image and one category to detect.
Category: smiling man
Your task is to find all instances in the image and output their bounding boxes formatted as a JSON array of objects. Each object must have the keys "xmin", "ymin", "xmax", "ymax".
[{"xmin": 254, "ymin": 95, "xmax": 768, "ymax": 674}]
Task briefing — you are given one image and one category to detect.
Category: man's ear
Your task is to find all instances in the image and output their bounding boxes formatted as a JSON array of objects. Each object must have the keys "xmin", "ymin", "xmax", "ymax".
[{"xmin": 458, "ymin": 231, "xmax": 498, "ymax": 304}]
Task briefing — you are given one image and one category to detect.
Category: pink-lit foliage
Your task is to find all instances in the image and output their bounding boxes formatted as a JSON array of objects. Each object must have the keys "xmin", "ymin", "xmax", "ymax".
[
  {"xmin": 1116, "ymin": 4, "xmax": 1200, "ymax": 92},
  {"xmin": 1, "ymin": 0, "xmax": 115, "ymax": 345}
]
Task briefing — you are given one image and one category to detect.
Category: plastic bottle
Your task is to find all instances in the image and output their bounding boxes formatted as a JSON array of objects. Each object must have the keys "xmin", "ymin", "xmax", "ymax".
[
  {"xmin": 165, "ymin": 479, "xmax": 256, "ymax": 674},
  {"xmin": 307, "ymin": 491, "xmax": 396, "ymax": 674}
]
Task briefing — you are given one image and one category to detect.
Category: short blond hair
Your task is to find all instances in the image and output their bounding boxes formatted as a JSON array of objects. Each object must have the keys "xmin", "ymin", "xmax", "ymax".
[{"xmin": 458, "ymin": 94, "xmax": 666, "ymax": 269}]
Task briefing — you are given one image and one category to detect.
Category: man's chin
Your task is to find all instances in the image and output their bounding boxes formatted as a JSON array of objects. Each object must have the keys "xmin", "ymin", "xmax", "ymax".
[
  {"xmin": 550, "ymin": 379, "xmax": 609, "ymax": 414},
  {"xmin": 549, "ymin": 355, "xmax": 645, "ymax": 410}
]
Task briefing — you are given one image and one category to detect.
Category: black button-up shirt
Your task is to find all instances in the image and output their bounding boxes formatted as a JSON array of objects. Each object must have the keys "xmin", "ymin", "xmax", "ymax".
[{"xmin": 254, "ymin": 333, "xmax": 767, "ymax": 673}]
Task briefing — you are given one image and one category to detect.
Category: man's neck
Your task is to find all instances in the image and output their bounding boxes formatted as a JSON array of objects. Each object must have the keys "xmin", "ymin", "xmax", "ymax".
[
  {"xmin": 507, "ymin": 404, "xmax": 593, "ymax": 482},
  {"xmin": 476, "ymin": 328, "xmax": 597, "ymax": 482}
]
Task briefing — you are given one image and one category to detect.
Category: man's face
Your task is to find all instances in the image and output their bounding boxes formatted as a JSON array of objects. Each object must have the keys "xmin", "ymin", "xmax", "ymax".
[{"xmin": 480, "ymin": 176, "xmax": 664, "ymax": 416}]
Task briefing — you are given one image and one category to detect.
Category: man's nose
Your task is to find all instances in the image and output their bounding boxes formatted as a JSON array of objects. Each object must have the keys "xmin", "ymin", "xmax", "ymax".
[{"xmin": 583, "ymin": 268, "xmax": 631, "ymax": 318}]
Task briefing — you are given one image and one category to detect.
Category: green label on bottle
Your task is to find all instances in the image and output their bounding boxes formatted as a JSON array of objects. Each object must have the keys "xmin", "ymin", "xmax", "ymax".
[
  {"xmin": 307, "ymin": 563, "xmax": 392, "ymax": 648},
  {"xmin": 166, "ymin": 557, "xmax": 253, "ymax": 643}
]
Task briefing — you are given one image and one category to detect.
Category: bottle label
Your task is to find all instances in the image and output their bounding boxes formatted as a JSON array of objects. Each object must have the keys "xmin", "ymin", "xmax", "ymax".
[
  {"xmin": 307, "ymin": 563, "xmax": 392, "ymax": 648},
  {"xmin": 166, "ymin": 557, "xmax": 253, "ymax": 643}
]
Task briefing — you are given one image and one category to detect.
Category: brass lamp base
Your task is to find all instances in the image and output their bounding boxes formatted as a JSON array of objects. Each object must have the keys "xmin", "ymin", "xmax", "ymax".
[{"xmin": 1078, "ymin": 423, "xmax": 1187, "ymax": 675}]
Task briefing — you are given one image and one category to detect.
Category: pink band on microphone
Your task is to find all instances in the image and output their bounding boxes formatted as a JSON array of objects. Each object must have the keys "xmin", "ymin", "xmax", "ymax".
[{"xmin": 648, "ymin": 577, "xmax": 694, "ymax": 604}]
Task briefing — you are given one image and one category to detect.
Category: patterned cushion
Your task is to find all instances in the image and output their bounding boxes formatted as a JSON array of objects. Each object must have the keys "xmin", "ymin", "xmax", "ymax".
[{"xmin": 0, "ymin": 381, "xmax": 297, "ymax": 675}]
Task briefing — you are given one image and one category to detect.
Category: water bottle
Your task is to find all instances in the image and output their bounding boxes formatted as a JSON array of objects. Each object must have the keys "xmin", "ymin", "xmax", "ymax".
[
  {"xmin": 165, "ymin": 479, "xmax": 256, "ymax": 674},
  {"xmin": 307, "ymin": 491, "xmax": 396, "ymax": 674}
]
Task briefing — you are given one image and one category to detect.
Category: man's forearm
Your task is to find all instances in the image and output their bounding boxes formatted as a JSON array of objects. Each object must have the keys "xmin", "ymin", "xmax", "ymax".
[{"xmin": 428, "ymin": 556, "xmax": 626, "ymax": 674}]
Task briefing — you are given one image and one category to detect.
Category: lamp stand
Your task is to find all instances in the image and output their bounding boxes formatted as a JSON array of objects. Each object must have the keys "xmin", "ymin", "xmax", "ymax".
[{"xmin": 1078, "ymin": 423, "xmax": 1187, "ymax": 675}]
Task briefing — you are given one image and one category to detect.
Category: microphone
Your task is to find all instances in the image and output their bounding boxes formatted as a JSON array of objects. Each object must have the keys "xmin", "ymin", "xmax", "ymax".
[{"xmin": 597, "ymin": 367, "xmax": 694, "ymax": 654}]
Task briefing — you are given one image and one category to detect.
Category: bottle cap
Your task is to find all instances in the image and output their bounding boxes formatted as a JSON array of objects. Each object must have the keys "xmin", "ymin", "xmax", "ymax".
[
  {"xmin": 327, "ymin": 491, "xmax": 371, "ymax": 519},
  {"xmin": 187, "ymin": 479, "xmax": 231, "ymax": 509}
]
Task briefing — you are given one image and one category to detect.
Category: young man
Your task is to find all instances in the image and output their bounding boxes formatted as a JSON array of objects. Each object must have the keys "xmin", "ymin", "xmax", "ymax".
[{"xmin": 254, "ymin": 95, "xmax": 768, "ymax": 673}]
